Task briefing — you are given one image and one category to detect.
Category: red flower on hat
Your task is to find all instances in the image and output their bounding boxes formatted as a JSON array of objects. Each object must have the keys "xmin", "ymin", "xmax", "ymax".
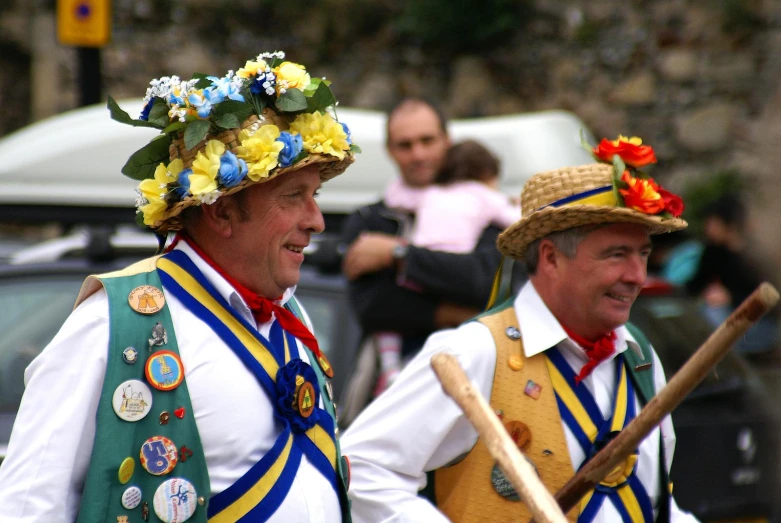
[
  {"xmin": 619, "ymin": 171, "xmax": 665, "ymax": 214},
  {"xmin": 593, "ymin": 135, "xmax": 657, "ymax": 168},
  {"xmin": 658, "ymin": 187, "xmax": 684, "ymax": 217}
]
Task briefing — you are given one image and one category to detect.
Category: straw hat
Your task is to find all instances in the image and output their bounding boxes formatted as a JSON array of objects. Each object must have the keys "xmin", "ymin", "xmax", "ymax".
[
  {"xmin": 111, "ymin": 51, "xmax": 357, "ymax": 234},
  {"xmin": 497, "ymin": 162, "xmax": 687, "ymax": 260}
]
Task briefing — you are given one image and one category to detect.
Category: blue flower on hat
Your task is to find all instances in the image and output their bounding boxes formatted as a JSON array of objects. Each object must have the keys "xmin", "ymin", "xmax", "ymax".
[
  {"xmin": 250, "ymin": 71, "xmax": 277, "ymax": 96},
  {"xmin": 218, "ymin": 151, "xmax": 248, "ymax": 188},
  {"xmin": 139, "ymin": 99, "xmax": 155, "ymax": 121},
  {"xmin": 188, "ymin": 89, "xmax": 218, "ymax": 119},
  {"xmin": 208, "ymin": 75, "xmax": 245, "ymax": 103},
  {"xmin": 174, "ymin": 168, "xmax": 193, "ymax": 199},
  {"xmin": 277, "ymin": 132, "xmax": 304, "ymax": 168},
  {"xmin": 275, "ymin": 358, "xmax": 320, "ymax": 433},
  {"xmin": 340, "ymin": 122, "xmax": 352, "ymax": 145}
]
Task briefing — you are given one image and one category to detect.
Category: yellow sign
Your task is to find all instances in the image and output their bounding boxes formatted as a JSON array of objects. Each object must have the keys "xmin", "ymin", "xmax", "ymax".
[{"xmin": 57, "ymin": 0, "xmax": 111, "ymax": 47}]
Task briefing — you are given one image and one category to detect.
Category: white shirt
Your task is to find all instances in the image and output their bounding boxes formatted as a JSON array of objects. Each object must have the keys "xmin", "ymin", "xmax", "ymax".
[
  {"xmin": 341, "ymin": 281, "xmax": 699, "ymax": 523},
  {"xmin": 0, "ymin": 242, "xmax": 342, "ymax": 523}
]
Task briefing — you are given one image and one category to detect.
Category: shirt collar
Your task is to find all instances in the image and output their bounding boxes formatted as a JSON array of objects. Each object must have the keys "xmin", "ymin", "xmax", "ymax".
[
  {"xmin": 173, "ymin": 241, "xmax": 295, "ymax": 321},
  {"xmin": 514, "ymin": 281, "xmax": 635, "ymax": 358}
]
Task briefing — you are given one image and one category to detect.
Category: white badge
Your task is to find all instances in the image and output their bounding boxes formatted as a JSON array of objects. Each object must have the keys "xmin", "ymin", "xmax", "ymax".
[
  {"xmin": 153, "ymin": 478, "xmax": 198, "ymax": 523},
  {"xmin": 112, "ymin": 379, "xmax": 153, "ymax": 422},
  {"xmin": 121, "ymin": 485, "xmax": 143, "ymax": 510}
]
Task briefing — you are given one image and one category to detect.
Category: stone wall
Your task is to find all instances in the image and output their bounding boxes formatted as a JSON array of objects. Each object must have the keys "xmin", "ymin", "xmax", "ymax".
[{"xmin": 2, "ymin": 0, "xmax": 780, "ymax": 263}]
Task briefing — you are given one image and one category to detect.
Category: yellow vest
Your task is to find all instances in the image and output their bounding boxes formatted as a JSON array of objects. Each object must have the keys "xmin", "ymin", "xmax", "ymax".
[{"xmin": 435, "ymin": 305, "xmax": 580, "ymax": 522}]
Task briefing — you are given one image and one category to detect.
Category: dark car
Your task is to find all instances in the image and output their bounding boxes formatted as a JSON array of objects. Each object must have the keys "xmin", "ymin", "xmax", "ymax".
[{"xmin": 1, "ymin": 230, "xmax": 779, "ymax": 522}]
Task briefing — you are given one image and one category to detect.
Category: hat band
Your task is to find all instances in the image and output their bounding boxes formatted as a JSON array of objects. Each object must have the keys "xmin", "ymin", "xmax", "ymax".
[{"xmin": 540, "ymin": 185, "xmax": 617, "ymax": 210}]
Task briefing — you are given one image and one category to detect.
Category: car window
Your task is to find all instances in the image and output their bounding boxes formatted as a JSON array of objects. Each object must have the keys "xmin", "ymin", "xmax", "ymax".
[{"xmin": 0, "ymin": 276, "xmax": 83, "ymax": 412}]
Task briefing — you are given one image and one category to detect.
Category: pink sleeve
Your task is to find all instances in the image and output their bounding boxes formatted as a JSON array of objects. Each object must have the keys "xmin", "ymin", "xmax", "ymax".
[
  {"xmin": 384, "ymin": 179, "xmax": 429, "ymax": 212},
  {"xmin": 480, "ymin": 187, "xmax": 521, "ymax": 228}
]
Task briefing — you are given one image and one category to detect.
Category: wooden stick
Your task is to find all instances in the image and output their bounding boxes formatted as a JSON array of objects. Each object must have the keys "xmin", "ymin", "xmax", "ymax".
[
  {"xmin": 554, "ymin": 282, "xmax": 780, "ymax": 513},
  {"xmin": 431, "ymin": 352, "xmax": 569, "ymax": 523}
]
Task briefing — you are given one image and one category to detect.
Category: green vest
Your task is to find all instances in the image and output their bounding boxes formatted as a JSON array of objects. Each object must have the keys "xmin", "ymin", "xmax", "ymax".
[{"xmin": 75, "ymin": 258, "xmax": 349, "ymax": 522}]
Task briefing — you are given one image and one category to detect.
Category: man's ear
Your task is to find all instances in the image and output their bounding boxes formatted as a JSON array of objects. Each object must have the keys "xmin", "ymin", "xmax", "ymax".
[
  {"xmin": 199, "ymin": 197, "xmax": 239, "ymax": 238},
  {"xmin": 537, "ymin": 239, "xmax": 560, "ymax": 278}
]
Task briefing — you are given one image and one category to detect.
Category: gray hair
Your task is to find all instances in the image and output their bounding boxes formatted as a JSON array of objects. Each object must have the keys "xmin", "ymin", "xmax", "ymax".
[{"xmin": 524, "ymin": 224, "xmax": 604, "ymax": 274}]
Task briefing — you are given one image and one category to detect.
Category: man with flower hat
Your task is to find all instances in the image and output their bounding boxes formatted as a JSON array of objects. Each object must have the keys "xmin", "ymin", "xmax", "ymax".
[
  {"xmin": 342, "ymin": 136, "xmax": 699, "ymax": 522},
  {"xmin": 0, "ymin": 52, "xmax": 355, "ymax": 523}
]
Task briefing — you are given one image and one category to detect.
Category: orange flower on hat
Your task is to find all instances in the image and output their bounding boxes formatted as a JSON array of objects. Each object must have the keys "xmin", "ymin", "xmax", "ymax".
[
  {"xmin": 593, "ymin": 135, "xmax": 657, "ymax": 168},
  {"xmin": 619, "ymin": 171, "xmax": 665, "ymax": 214},
  {"xmin": 658, "ymin": 187, "xmax": 684, "ymax": 217}
]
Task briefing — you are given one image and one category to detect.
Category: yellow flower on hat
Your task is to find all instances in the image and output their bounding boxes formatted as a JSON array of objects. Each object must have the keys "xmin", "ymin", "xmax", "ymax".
[
  {"xmin": 274, "ymin": 61, "xmax": 311, "ymax": 92},
  {"xmin": 290, "ymin": 111, "xmax": 350, "ymax": 160},
  {"xmin": 138, "ymin": 159, "xmax": 184, "ymax": 225},
  {"xmin": 236, "ymin": 59, "xmax": 270, "ymax": 79},
  {"xmin": 189, "ymin": 140, "xmax": 225, "ymax": 196},
  {"xmin": 236, "ymin": 125, "xmax": 284, "ymax": 181}
]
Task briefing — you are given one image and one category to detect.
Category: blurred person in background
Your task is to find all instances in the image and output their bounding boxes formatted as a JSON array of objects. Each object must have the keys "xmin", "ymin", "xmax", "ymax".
[
  {"xmin": 339, "ymin": 98, "xmax": 520, "ymax": 422},
  {"xmin": 342, "ymin": 136, "xmax": 699, "ymax": 523},
  {"xmin": 372, "ymin": 139, "xmax": 520, "ymax": 393},
  {"xmin": 686, "ymin": 194, "xmax": 780, "ymax": 358}
]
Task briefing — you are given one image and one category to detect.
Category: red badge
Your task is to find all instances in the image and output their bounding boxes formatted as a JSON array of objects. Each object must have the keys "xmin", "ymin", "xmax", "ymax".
[{"xmin": 317, "ymin": 354, "xmax": 334, "ymax": 379}]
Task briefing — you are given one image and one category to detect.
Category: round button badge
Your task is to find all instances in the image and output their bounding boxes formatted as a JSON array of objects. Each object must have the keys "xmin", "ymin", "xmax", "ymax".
[
  {"xmin": 121, "ymin": 485, "xmax": 143, "ymax": 510},
  {"xmin": 153, "ymin": 477, "xmax": 198, "ymax": 523},
  {"xmin": 112, "ymin": 380, "xmax": 153, "ymax": 422},
  {"xmin": 128, "ymin": 285, "xmax": 165, "ymax": 315},
  {"xmin": 122, "ymin": 346, "xmax": 139, "ymax": 364},
  {"xmin": 145, "ymin": 350, "xmax": 185, "ymax": 392},
  {"xmin": 140, "ymin": 436, "xmax": 178, "ymax": 476},
  {"xmin": 118, "ymin": 457, "xmax": 135, "ymax": 484}
]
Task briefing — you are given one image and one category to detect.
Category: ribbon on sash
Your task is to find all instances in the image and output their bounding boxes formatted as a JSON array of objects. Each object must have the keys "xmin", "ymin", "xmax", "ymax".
[
  {"xmin": 156, "ymin": 250, "xmax": 338, "ymax": 522},
  {"xmin": 546, "ymin": 349, "xmax": 654, "ymax": 523}
]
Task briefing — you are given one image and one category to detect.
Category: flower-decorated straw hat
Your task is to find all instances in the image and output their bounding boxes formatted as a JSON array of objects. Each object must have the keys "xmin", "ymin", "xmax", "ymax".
[
  {"xmin": 110, "ymin": 51, "xmax": 359, "ymax": 234},
  {"xmin": 497, "ymin": 135, "xmax": 687, "ymax": 260}
]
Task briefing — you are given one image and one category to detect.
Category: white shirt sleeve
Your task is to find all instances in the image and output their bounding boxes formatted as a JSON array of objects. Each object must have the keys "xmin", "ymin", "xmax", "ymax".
[
  {"xmin": 0, "ymin": 291, "xmax": 108, "ymax": 523},
  {"xmin": 341, "ymin": 322, "xmax": 498, "ymax": 523}
]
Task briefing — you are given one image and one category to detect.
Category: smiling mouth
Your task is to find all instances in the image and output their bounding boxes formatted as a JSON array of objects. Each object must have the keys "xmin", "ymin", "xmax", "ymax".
[
  {"xmin": 285, "ymin": 244, "xmax": 304, "ymax": 253},
  {"xmin": 606, "ymin": 292, "xmax": 633, "ymax": 303}
]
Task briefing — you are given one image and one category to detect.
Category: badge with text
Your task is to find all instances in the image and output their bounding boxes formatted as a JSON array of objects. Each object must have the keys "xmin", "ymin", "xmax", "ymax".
[
  {"xmin": 121, "ymin": 485, "xmax": 143, "ymax": 510},
  {"xmin": 129, "ymin": 285, "xmax": 165, "ymax": 315},
  {"xmin": 153, "ymin": 477, "xmax": 198, "ymax": 523},
  {"xmin": 140, "ymin": 436, "xmax": 178, "ymax": 476},
  {"xmin": 112, "ymin": 380, "xmax": 153, "ymax": 422},
  {"xmin": 145, "ymin": 350, "xmax": 185, "ymax": 391}
]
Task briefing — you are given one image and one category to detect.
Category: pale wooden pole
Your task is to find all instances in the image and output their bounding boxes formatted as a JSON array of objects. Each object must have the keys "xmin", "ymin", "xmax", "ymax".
[{"xmin": 431, "ymin": 352, "xmax": 569, "ymax": 523}]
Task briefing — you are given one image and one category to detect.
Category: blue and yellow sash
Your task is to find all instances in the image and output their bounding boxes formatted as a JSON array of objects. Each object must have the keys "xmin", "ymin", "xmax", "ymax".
[
  {"xmin": 157, "ymin": 250, "xmax": 339, "ymax": 522},
  {"xmin": 547, "ymin": 349, "xmax": 654, "ymax": 523}
]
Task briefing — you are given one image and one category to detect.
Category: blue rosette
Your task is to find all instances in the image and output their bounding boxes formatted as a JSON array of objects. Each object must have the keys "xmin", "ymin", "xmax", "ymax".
[{"xmin": 275, "ymin": 358, "xmax": 320, "ymax": 432}]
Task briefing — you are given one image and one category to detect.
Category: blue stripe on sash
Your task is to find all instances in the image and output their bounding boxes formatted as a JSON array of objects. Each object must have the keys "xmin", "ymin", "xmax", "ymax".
[
  {"xmin": 608, "ymin": 491, "xmax": 634, "ymax": 523},
  {"xmin": 546, "ymin": 348, "xmax": 604, "ymax": 425},
  {"xmin": 554, "ymin": 394, "xmax": 593, "ymax": 455},
  {"xmin": 298, "ymin": 412, "xmax": 338, "ymax": 487},
  {"xmin": 237, "ymin": 440, "xmax": 303, "ymax": 523},
  {"xmin": 627, "ymin": 475, "xmax": 654, "ymax": 522}
]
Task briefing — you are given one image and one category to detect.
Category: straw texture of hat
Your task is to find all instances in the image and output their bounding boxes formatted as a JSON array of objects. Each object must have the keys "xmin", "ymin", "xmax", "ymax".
[
  {"xmin": 497, "ymin": 163, "xmax": 687, "ymax": 260},
  {"xmin": 153, "ymin": 108, "xmax": 354, "ymax": 234}
]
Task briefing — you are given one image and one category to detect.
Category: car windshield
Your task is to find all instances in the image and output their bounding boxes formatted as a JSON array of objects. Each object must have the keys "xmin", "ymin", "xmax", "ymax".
[{"xmin": 0, "ymin": 276, "xmax": 84, "ymax": 413}]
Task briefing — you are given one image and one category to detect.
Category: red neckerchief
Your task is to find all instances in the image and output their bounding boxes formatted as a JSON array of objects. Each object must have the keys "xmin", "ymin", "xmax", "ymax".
[
  {"xmin": 562, "ymin": 325, "xmax": 617, "ymax": 384},
  {"xmin": 167, "ymin": 233, "xmax": 323, "ymax": 360}
]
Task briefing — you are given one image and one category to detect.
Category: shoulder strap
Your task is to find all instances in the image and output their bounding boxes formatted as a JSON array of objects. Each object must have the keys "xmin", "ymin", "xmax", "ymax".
[
  {"xmin": 623, "ymin": 322, "xmax": 657, "ymax": 405},
  {"xmin": 284, "ymin": 296, "xmax": 352, "ymax": 523}
]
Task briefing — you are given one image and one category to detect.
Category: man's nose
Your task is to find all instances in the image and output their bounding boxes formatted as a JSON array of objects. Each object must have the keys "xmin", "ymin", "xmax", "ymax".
[
  {"xmin": 409, "ymin": 141, "xmax": 428, "ymax": 161},
  {"xmin": 623, "ymin": 254, "xmax": 647, "ymax": 286},
  {"xmin": 303, "ymin": 197, "xmax": 325, "ymax": 234}
]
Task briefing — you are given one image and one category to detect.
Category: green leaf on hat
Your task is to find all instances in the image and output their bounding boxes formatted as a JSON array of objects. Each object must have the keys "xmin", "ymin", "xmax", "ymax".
[
  {"xmin": 147, "ymin": 100, "xmax": 171, "ymax": 128},
  {"xmin": 184, "ymin": 120, "xmax": 211, "ymax": 150},
  {"xmin": 612, "ymin": 154, "xmax": 627, "ymax": 207},
  {"xmin": 134, "ymin": 209, "xmax": 146, "ymax": 229},
  {"xmin": 163, "ymin": 122, "xmax": 187, "ymax": 134},
  {"xmin": 291, "ymin": 150, "xmax": 308, "ymax": 164},
  {"xmin": 214, "ymin": 113, "xmax": 241, "ymax": 130},
  {"xmin": 192, "ymin": 73, "xmax": 212, "ymax": 90},
  {"xmin": 306, "ymin": 82, "xmax": 337, "ymax": 113},
  {"xmin": 349, "ymin": 144, "xmax": 362, "ymax": 154},
  {"xmin": 213, "ymin": 100, "xmax": 252, "ymax": 118},
  {"xmin": 121, "ymin": 135, "xmax": 171, "ymax": 181},
  {"xmin": 107, "ymin": 96, "xmax": 163, "ymax": 129},
  {"xmin": 269, "ymin": 57, "xmax": 284, "ymax": 69},
  {"xmin": 275, "ymin": 89, "xmax": 308, "ymax": 112},
  {"xmin": 303, "ymin": 77, "xmax": 322, "ymax": 97}
]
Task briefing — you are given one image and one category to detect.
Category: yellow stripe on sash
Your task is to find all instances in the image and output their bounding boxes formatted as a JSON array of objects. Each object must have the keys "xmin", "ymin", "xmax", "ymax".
[
  {"xmin": 283, "ymin": 333, "xmax": 291, "ymax": 363},
  {"xmin": 208, "ymin": 433, "xmax": 295, "ymax": 523},
  {"xmin": 579, "ymin": 490, "xmax": 595, "ymax": 513},
  {"xmin": 617, "ymin": 484, "xmax": 645, "ymax": 523},
  {"xmin": 611, "ymin": 364, "xmax": 628, "ymax": 433},
  {"xmin": 545, "ymin": 359, "xmax": 598, "ymax": 441},
  {"xmin": 306, "ymin": 424, "xmax": 337, "ymax": 469},
  {"xmin": 157, "ymin": 258, "xmax": 280, "ymax": 380}
]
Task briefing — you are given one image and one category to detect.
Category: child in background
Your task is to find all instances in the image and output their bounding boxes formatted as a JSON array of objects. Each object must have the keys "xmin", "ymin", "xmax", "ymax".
[{"xmin": 375, "ymin": 139, "xmax": 521, "ymax": 393}]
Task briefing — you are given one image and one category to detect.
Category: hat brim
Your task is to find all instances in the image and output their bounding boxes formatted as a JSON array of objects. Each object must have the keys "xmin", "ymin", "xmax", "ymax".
[
  {"xmin": 152, "ymin": 153, "xmax": 354, "ymax": 233},
  {"xmin": 497, "ymin": 204, "xmax": 688, "ymax": 260}
]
